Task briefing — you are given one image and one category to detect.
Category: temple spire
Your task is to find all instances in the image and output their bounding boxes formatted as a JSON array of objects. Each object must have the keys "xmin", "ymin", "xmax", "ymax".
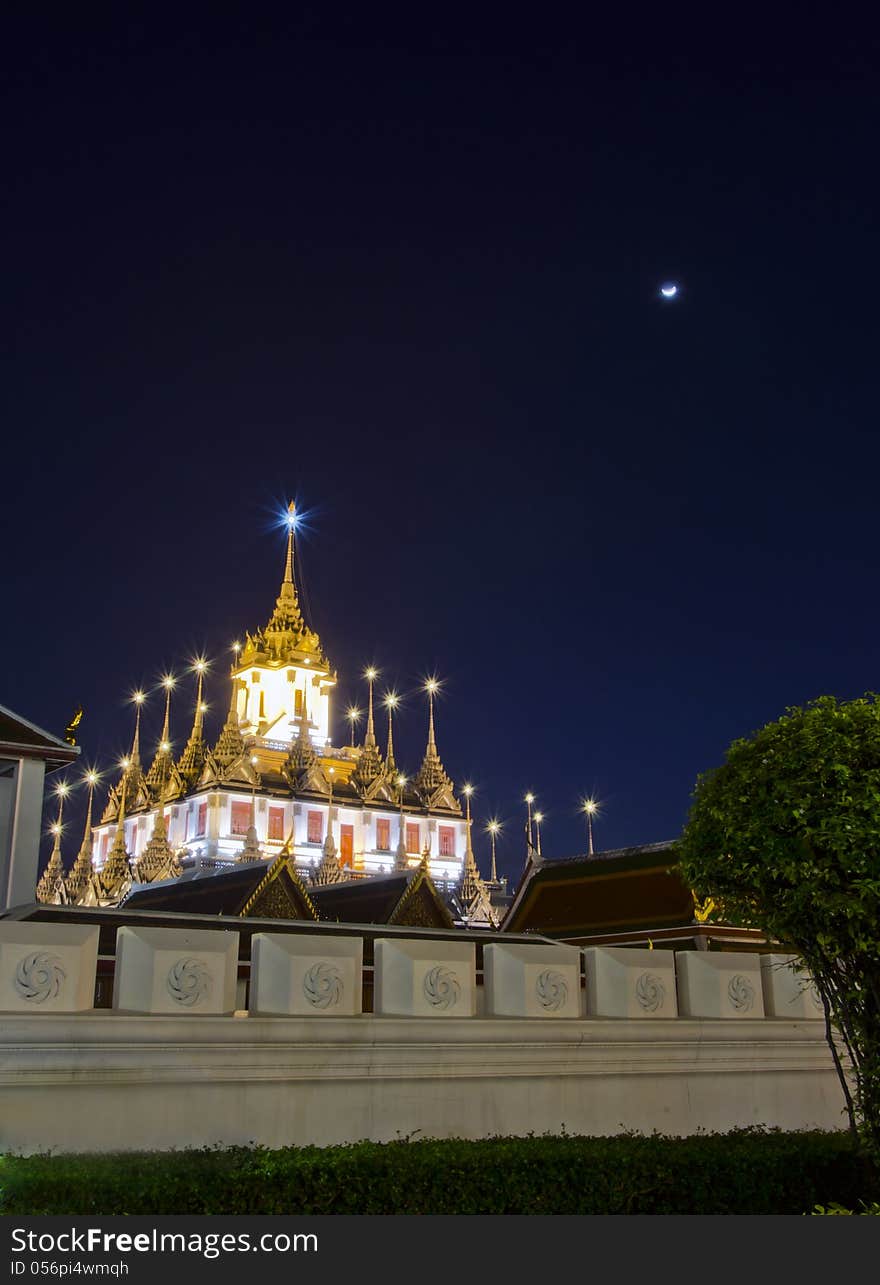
[
  {"xmin": 211, "ymin": 674, "xmax": 246, "ymax": 769},
  {"xmin": 283, "ymin": 682, "xmax": 317, "ymax": 778},
  {"xmin": 237, "ymin": 758, "xmax": 265, "ymax": 864},
  {"xmin": 413, "ymin": 677, "xmax": 453, "ymax": 801},
  {"xmin": 350, "ymin": 667, "xmax": 384, "ymax": 792},
  {"xmin": 283, "ymin": 500, "xmax": 295, "ymax": 585},
  {"xmin": 65, "ymin": 771, "xmax": 99, "ymax": 903},
  {"xmin": 384, "ymin": 692, "xmax": 398, "ymax": 779},
  {"xmin": 394, "ymin": 773, "xmax": 408, "ymax": 871},
  {"xmin": 364, "ymin": 667, "xmax": 378, "ymax": 748},
  {"xmin": 93, "ymin": 778, "xmax": 133, "ymax": 904},
  {"xmin": 457, "ymin": 786, "xmax": 498, "ymax": 926},
  {"xmin": 177, "ymin": 660, "xmax": 209, "ymax": 786},
  {"xmin": 36, "ymin": 784, "xmax": 69, "ymax": 904},
  {"xmin": 313, "ymin": 767, "xmax": 343, "ymax": 884},
  {"xmin": 133, "ymin": 803, "xmax": 181, "ymax": 883},
  {"xmin": 145, "ymin": 675, "xmax": 175, "ymax": 794}
]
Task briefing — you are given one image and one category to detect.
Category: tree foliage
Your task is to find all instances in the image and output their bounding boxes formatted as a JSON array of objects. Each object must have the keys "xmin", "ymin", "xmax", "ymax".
[{"xmin": 678, "ymin": 694, "xmax": 880, "ymax": 1150}]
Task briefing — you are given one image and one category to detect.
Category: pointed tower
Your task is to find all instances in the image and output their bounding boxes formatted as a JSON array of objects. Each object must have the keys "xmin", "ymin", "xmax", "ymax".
[
  {"xmin": 145, "ymin": 676, "xmax": 175, "ymax": 797},
  {"xmin": 65, "ymin": 772, "xmax": 99, "ymax": 904},
  {"xmin": 93, "ymin": 782, "xmax": 133, "ymax": 905},
  {"xmin": 283, "ymin": 682, "xmax": 318, "ymax": 778},
  {"xmin": 36, "ymin": 826, "xmax": 66, "ymax": 904},
  {"xmin": 413, "ymin": 678, "xmax": 454, "ymax": 800},
  {"xmin": 237, "ymin": 763, "xmax": 265, "ymax": 864},
  {"xmin": 351, "ymin": 667, "xmax": 384, "ymax": 791},
  {"xmin": 312, "ymin": 825, "xmax": 343, "ymax": 885},
  {"xmin": 177, "ymin": 661, "xmax": 209, "ymax": 787},
  {"xmin": 212, "ymin": 676, "xmax": 247, "ymax": 770},
  {"xmin": 457, "ymin": 786, "xmax": 497, "ymax": 926},
  {"xmin": 393, "ymin": 774, "xmax": 409, "ymax": 871},
  {"xmin": 102, "ymin": 694, "xmax": 147, "ymax": 821},
  {"xmin": 134, "ymin": 808, "xmax": 182, "ymax": 883},
  {"xmin": 234, "ymin": 502, "xmax": 333, "ymax": 746},
  {"xmin": 383, "ymin": 693, "xmax": 399, "ymax": 781}
]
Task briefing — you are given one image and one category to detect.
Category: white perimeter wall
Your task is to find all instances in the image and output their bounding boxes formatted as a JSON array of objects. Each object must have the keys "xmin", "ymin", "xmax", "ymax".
[{"xmin": 0, "ymin": 1013, "xmax": 847, "ymax": 1154}]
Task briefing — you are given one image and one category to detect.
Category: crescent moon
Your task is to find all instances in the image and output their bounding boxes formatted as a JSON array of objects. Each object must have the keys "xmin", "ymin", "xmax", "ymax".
[{"xmin": 660, "ymin": 283, "xmax": 678, "ymax": 299}]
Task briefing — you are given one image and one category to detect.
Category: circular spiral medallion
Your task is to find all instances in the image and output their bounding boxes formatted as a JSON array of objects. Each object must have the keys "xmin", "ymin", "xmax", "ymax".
[
  {"xmin": 166, "ymin": 957, "xmax": 212, "ymax": 1008},
  {"xmin": 13, "ymin": 952, "xmax": 66, "ymax": 1004},
  {"xmin": 535, "ymin": 969, "xmax": 568, "ymax": 1011},
  {"xmin": 635, "ymin": 971, "xmax": 665, "ymax": 1013},
  {"xmin": 303, "ymin": 961, "xmax": 343, "ymax": 1010},
  {"xmin": 423, "ymin": 965, "xmax": 460, "ymax": 1010},
  {"xmin": 727, "ymin": 974, "xmax": 755, "ymax": 1013}
]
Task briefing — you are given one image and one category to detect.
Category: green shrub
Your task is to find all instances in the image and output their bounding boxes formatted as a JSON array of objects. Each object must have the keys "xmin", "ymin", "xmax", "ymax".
[{"xmin": 2, "ymin": 1128, "xmax": 877, "ymax": 1215}]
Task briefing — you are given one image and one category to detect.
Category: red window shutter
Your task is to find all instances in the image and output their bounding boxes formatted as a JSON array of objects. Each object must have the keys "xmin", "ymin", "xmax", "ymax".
[
  {"xmin": 307, "ymin": 810, "xmax": 323, "ymax": 843},
  {"xmin": 406, "ymin": 823, "xmax": 420, "ymax": 853},
  {"xmin": 268, "ymin": 807, "xmax": 285, "ymax": 840},
  {"xmin": 439, "ymin": 825, "xmax": 455, "ymax": 856},
  {"xmin": 340, "ymin": 824, "xmax": 354, "ymax": 867},
  {"xmin": 197, "ymin": 803, "xmax": 208, "ymax": 836},
  {"xmin": 231, "ymin": 801, "xmax": 250, "ymax": 835},
  {"xmin": 376, "ymin": 818, "xmax": 390, "ymax": 850}
]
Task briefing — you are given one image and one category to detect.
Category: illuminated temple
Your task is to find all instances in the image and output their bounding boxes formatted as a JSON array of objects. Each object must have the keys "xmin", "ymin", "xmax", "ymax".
[{"xmin": 36, "ymin": 505, "xmax": 500, "ymax": 925}]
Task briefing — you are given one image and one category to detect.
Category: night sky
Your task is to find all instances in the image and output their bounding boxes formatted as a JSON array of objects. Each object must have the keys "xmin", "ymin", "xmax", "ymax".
[{"xmin": 4, "ymin": 10, "xmax": 879, "ymax": 886}]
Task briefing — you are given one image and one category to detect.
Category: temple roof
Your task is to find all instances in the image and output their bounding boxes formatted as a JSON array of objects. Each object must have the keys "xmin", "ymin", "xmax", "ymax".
[
  {"xmin": 0, "ymin": 703, "xmax": 80, "ymax": 768},
  {"xmin": 122, "ymin": 855, "xmax": 317, "ymax": 920},
  {"xmin": 501, "ymin": 841, "xmax": 696, "ymax": 938},
  {"xmin": 310, "ymin": 868, "xmax": 455, "ymax": 929}
]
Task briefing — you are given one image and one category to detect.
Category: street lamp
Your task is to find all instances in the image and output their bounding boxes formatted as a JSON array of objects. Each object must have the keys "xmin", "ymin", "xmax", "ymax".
[
  {"xmin": 582, "ymin": 798, "xmax": 599, "ymax": 855},
  {"xmin": 524, "ymin": 792, "xmax": 535, "ymax": 853}
]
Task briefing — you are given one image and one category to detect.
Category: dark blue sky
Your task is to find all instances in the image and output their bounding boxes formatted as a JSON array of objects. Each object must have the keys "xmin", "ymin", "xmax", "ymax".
[{"xmin": 4, "ymin": 8, "xmax": 879, "ymax": 885}]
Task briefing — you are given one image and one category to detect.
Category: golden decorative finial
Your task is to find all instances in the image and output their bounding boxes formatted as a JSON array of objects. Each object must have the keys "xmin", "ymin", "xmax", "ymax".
[{"xmin": 64, "ymin": 706, "xmax": 83, "ymax": 747}]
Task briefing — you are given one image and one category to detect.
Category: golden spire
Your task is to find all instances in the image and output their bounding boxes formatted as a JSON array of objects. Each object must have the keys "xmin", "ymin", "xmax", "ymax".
[
  {"xmin": 94, "ymin": 776, "xmax": 133, "ymax": 903},
  {"xmin": 240, "ymin": 500, "xmax": 327, "ymax": 669},
  {"xmin": 237, "ymin": 756, "xmax": 265, "ymax": 863},
  {"xmin": 284, "ymin": 500, "xmax": 295, "ymax": 585},
  {"xmin": 457, "ymin": 785, "xmax": 497, "ymax": 926},
  {"xmin": 65, "ymin": 770, "xmax": 100, "ymax": 903},
  {"xmin": 364, "ymin": 667, "xmax": 378, "ymax": 748},
  {"xmin": 212, "ymin": 673, "xmax": 246, "ymax": 769},
  {"xmin": 413, "ymin": 676, "xmax": 453, "ymax": 800},
  {"xmin": 145, "ymin": 675, "xmax": 175, "ymax": 795},
  {"xmin": 177, "ymin": 660, "xmax": 209, "ymax": 786},
  {"xmin": 36, "ymin": 784, "xmax": 69, "ymax": 904},
  {"xmin": 283, "ymin": 681, "xmax": 318, "ymax": 778},
  {"xmin": 109, "ymin": 692, "xmax": 147, "ymax": 816},
  {"xmin": 393, "ymin": 773, "xmax": 409, "ymax": 871},
  {"xmin": 383, "ymin": 692, "xmax": 399, "ymax": 780},
  {"xmin": 133, "ymin": 805, "xmax": 181, "ymax": 883},
  {"xmin": 351, "ymin": 667, "xmax": 384, "ymax": 792},
  {"xmin": 313, "ymin": 770, "xmax": 343, "ymax": 884}
]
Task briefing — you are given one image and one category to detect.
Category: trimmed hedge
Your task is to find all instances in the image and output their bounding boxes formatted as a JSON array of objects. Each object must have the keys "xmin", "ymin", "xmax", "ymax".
[{"xmin": 2, "ymin": 1129, "xmax": 878, "ymax": 1215}]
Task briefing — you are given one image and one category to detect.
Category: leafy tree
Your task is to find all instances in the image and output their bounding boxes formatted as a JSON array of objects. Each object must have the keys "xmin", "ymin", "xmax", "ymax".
[{"xmin": 678, "ymin": 694, "xmax": 880, "ymax": 1151}]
